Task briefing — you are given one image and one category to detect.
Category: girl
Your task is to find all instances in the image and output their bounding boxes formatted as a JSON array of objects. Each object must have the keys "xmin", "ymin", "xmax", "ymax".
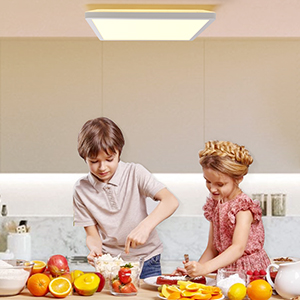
[{"xmin": 177, "ymin": 140, "xmax": 270, "ymax": 277}]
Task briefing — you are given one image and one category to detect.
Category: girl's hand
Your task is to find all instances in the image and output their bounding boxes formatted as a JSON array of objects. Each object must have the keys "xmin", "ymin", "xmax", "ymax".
[
  {"xmin": 125, "ymin": 223, "xmax": 151, "ymax": 254},
  {"xmin": 171, "ymin": 267, "xmax": 188, "ymax": 276},
  {"xmin": 184, "ymin": 261, "xmax": 207, "ymax": 277},
  {"xmin": 87, "ymin": 248, "xmax": 103, "ymax": 266}
]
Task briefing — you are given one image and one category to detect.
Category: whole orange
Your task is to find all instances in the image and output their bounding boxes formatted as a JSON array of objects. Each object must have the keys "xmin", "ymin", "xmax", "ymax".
[
  {"xmin": 247, "ymin": 279, "xmax": 272, "ymax": 300},
  {"xmin": 27, "ymin": 273, "xmax": 51, "ymax": 296}
]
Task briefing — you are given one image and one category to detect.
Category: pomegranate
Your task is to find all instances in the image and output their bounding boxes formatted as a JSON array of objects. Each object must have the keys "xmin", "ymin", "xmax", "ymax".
[{"xmin": 47, "ymin": 254, "xmax": 69, "ymax": 276}]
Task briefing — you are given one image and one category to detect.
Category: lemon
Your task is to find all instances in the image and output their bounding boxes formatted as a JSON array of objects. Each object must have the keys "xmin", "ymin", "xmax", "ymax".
[{"xmin": 228, "ymin": 283, "xmax": 247, "ymax": 300}]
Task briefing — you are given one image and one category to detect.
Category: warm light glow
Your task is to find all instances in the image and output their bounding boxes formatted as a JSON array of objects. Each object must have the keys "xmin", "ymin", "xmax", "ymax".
[{"xmin": 85, "ymin": 9, "xmax": 216, "ymax": 41}]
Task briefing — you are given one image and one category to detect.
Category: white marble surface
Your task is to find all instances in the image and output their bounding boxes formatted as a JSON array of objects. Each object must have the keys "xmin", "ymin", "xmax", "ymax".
[{"xmin": 1, "ymin": 215, "xmax": 299, "ymax": 274}]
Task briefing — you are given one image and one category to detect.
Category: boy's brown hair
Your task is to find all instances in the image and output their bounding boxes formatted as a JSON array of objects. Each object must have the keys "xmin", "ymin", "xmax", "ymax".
[{"xmin": 77, "ymin": 117, "xmax": 125, "ymax": 160}]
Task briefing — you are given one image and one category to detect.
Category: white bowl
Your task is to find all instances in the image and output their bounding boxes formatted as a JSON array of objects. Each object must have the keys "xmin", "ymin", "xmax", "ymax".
[
  {"xmin": 271, "ymin": 257, "xmax": 300, "ymax": 265},
  {"xmin": 0, "ymin": 259, "xmax": 34, "ymax": 296}
]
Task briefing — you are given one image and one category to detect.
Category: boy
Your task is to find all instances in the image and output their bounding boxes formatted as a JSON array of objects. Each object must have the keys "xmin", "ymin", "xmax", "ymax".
[{"xmin": 73, "ymin": 117, "xmax": 179, "ymax": 278}]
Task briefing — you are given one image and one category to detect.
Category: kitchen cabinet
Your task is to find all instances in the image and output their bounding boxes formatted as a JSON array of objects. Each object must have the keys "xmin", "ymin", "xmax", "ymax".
[
  {"xmin": 204, "ymin": 39, "xmax": 300, "ymax": 173},
  {"xmin": 0, "ymin": 39, "xmax": 300, "ymax": 173}
]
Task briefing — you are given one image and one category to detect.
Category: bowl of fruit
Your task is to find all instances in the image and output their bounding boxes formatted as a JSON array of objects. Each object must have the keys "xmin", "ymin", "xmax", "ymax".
[
  {"xmin": 110, "ymin": 262, "xmax": 142, "ymax": 296},
  {"xmin": 246, "ymin": 269, "xmax": 267, "ymax": 285},
  {"xmin": 0, "ymin": 259, "xmax": 34, "ymax": 296}
]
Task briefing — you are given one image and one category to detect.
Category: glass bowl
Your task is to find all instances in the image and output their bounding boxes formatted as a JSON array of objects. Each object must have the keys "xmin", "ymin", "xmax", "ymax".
[
  {"xmin": 109, "ymin": 264, "xmax": 141, "ymax": 296},
  {"xmin": 94, "ymin": 254, "xmax": 143, "ymax": 291},
  {"xmin": 0, "ymin": 259, "xmax": 34, "ymax": 296},
  {"xmin": 216, "ymin": 268, "xmax": 246, "ymax": 297}
]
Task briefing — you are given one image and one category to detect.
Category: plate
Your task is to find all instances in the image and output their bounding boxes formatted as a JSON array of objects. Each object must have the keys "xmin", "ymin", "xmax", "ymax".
[
  {"xmin": 157, "ymin": 293, "xmax": 224, "ymax": 300},
  {"xmin": 143, "ymin": 276, "xmax": 161, "ymax": 287},
  {"xmin": 271, "ymin": 257, "xmax": 300, "ymax": 265},
  {"xmin": 144, "ymin": 276, "xmax": 216, "ymax": 287}
]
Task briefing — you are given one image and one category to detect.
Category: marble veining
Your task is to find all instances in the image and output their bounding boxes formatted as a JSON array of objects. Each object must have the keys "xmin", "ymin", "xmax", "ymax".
[{"xmin": 1, "ymin": 215, "xmax": 299, "ymax": 269}]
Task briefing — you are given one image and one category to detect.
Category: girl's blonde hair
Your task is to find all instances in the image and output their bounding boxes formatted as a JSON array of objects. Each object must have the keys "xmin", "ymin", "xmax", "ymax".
[{"xmin": 199, "ymin": 141, "xmax": 253, "ymax": 179}]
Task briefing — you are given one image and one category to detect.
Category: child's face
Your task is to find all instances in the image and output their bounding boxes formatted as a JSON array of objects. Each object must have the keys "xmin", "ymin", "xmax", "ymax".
[
  {"xmin": 86, "ymin": 150, "xmax": 120, "ymax": 183},
  {"xmin": 203, "ymin": 167, "xmax": 242, "ymax": 202}
]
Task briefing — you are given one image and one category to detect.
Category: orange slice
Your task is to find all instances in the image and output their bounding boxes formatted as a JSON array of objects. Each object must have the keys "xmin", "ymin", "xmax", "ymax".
[
  {"xmin": 49, "ymin": 276, "xmax": 72, "ymax": 298},
  {"xmin": 192, "ymin": 293, "xmax": 212, "ymax": 300},
  {"xmin": 168, "ymin": 291, "xmax": 181, "ymax": 299},
  {"xmin": 186, "ymin": 282, "xmax": 201, "ymax": 291},
  {"xmin": 181, "ymin": 290, "xmax": 197, "ymax": 297},
  {"xmin": 167, "ymin": 285, "xmax": 181, "ymax": 293},
  {"xmin": 31, "ymin": 260, "xmax": 47, "ymax": 274}
]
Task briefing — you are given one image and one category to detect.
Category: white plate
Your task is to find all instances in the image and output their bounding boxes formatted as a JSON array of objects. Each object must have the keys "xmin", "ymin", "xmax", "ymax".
[
  {"xmin": 143, "ymin": 276, "xmax": 161, "ymax": 287},
  {"xmin": 144, "ymin": 276, "xmax": 216, "ymax": 287},
  {"xmin": 271, "ymin": 256, "xmax": 300, "ymax": 265},
  {"xmin": 157, "ymin": 293, "xmax": 224, "ymax": 300}
]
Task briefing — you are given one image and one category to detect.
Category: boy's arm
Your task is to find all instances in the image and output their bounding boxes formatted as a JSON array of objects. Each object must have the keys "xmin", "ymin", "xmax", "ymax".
[
  {"xmin": 125, "ymin": 187, "xmax": 179, "ymax": 253},
  {"xmin": 84, "ymin": 225, "xmax": 103, "ymax": 266}
]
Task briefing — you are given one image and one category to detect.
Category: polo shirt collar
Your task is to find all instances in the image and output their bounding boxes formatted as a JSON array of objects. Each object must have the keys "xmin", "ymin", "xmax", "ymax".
[{"xmin": 88, "ymin": 161, "xmax": 125, "ymax": 191}]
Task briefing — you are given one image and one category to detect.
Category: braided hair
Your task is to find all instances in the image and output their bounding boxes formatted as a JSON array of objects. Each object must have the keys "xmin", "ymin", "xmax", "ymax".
[{"xmin": 199, "ymin": 141, "xmax": 253, "ymax": 179}]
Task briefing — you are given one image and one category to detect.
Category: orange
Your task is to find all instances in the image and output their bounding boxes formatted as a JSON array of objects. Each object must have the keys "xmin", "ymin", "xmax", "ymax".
[
  {"xmin": 31, "ymin": 260, "xmax": 47, "ymax": 274},
  {"xmin": 167, "ymin": 285, "xmax": 181, "ymax": 293},
  {"xmin": 27, "ymin": 273, "xmax": 50, "ymax": 296},
  {"xmin": 181, "ymin": 290, "xmax": 197, "ymax": 297},
  {"xmin": 192, "ymin": 293, "xmax": 211, "ymax": 299},
  {"xmin": 168, "ymin": 291, "xmax": 181, "ymax": 299},
  {"xmin": 186, "ymin": 283, "xmax": 201, "ymax": 291},
  {"xmin": 49, "ymin": 276, "xmax": 72, "ymax": 298},
  {"xmin": 247, "ymin": 279, "xmax": 272, "ymax": 300}
]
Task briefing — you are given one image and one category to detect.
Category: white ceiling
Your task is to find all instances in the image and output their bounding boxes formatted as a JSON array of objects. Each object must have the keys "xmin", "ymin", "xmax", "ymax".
[{"xmin": 1, "ymin": 0, "xmax": 300, "ymax": 38}]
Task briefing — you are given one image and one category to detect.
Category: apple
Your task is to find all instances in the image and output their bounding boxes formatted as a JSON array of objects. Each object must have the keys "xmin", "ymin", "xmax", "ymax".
[{"xmin": 94, "ymin": 272, "xmax": 105, "ymax": 292}]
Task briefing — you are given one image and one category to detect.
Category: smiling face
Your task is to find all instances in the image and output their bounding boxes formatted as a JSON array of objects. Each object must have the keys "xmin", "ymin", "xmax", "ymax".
[
  {"xmin": 86, "ymin": 150, "xmax": 120, "ymax": 183},
  {"xmin": 203, "ymin": 167, "xmax": 242, "ymax": 202}
]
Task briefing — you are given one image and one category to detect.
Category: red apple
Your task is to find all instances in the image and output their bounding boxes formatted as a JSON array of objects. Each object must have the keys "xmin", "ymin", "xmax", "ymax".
[{"xmin": 94, "ymin": 272, "xmax": 105, "ymax": 292}]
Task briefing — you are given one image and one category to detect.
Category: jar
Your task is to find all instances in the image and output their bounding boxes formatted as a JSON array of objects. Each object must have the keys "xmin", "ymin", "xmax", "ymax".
[{"xmin": 271, "ymin": 194, "xmax": 286, "ymax": 216}]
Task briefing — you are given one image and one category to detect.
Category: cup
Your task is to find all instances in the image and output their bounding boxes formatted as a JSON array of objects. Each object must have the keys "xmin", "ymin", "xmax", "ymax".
[
  {"xmin": 271, "ymin": 194, "xmax": 286, "ymax": 216},
  {"xmin": 7, "ymin": 233, "xmax": 31, "ymax": 261}
]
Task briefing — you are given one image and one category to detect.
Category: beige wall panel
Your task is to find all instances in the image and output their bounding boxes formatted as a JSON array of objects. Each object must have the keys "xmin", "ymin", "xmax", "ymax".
[
  {"xmin": 102, "ymin": 41, "xmax": 205, "ymax": 173},
  {"xmin": 204, "ymin": 39, "xmax": 300, "ymax": 173},
  {"xmin": 0, "ymin": 39, "xmax": 102, "ymax": 172}
]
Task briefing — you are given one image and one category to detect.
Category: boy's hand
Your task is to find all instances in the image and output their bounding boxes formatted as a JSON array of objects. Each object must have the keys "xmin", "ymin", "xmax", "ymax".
[
  {"xmin": 124, "ymin": 224, "xmax": 150, "ymax": 254},
  {"xmin": 87, "ymin": 248, "xmax": 103, "ymax": 266}
]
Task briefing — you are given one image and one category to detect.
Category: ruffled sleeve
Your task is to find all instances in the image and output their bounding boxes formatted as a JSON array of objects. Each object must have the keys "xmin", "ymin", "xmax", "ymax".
[
  {"xmin": 203, "ymin": 196, "xmax": 217, "ymax": 222},
  {"xmin": 228, "ymin": 193, "xmax": 262, "ymax": 225}
]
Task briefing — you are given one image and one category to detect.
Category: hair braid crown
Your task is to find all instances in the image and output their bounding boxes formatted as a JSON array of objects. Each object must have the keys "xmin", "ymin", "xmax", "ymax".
[{"xmin": 199, "ymin": 141, "xmax": 253, "ymax": 167}]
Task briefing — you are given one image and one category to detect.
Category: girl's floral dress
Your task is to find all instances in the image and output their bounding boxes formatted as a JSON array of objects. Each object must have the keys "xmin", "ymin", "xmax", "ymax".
[{"xmin": 203, "ymin": 193, "xmax": 270, "ymax": 272}]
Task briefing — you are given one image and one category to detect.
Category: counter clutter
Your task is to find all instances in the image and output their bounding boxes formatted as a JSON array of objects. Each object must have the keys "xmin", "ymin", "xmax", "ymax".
[
  {"xmin": 1, "ymin": 254, "xmax": 300, "ymax": 300},
  {"xmin": 7, "ymin": 282, "xmax": 285, "ymax": 299}
]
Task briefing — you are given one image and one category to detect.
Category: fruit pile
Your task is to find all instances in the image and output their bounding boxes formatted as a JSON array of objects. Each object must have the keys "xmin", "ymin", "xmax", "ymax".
[
  {"xmin": 26, "ymin": 254, "xmax": 105, "ymax": 298},
  {"xmin": 159, "ymin": 281, "xmax": 223, "ymax": 299},
  {"xmin": 111, "ymin": 263, "xmax": 138, "ymax": 294},
  {"xmin": 246, "ymin": 269, "xmax": 267, "ymax": 284}
]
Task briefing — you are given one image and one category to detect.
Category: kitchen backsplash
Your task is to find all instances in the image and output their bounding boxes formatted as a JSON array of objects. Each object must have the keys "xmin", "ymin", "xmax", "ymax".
[{"xmin": 1, "ymin": 215, "xmax": 300, "ymax": 273}]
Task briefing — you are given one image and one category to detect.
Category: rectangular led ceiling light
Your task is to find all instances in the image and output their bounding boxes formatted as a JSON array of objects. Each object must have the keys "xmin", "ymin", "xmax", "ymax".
[{"xmin": 85, "ymin": 9, "xmax": 216, "ymax": 41}]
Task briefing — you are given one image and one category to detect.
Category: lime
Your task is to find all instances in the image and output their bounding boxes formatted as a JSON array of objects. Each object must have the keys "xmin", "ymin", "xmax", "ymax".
[{"xmin": 228, "ymin": 283, "xmax": 247, "ymax": 300}]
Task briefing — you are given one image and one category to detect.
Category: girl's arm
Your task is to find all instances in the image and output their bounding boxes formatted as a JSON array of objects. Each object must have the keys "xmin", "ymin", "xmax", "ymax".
[
  {"xmin": 173, "ymin": 222, "xmax": 218, "ymax": 275},
  {"xmin": 125, "ymin": 188, "xmax": 179, "ymax": 253},
  {"xmin": 84, "ymin": 225, "xmax": 103, "ymax": 266},
  {"xmin": 185, "ymin": 210, "xmax": 253, "ymax": 276}
]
